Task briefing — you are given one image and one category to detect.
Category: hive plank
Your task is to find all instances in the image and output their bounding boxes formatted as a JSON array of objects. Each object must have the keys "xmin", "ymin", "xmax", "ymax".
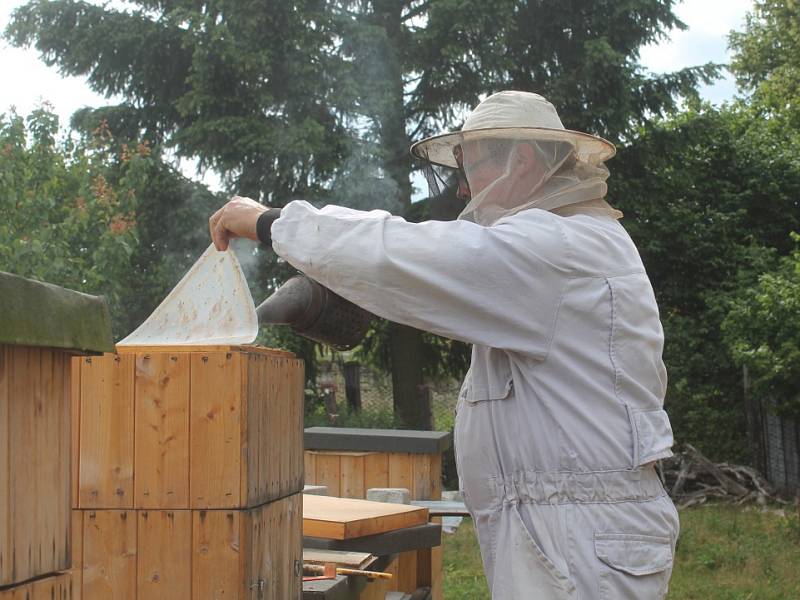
[
  {"xmin": 340, "ymin": 454, "xmax": 367, "ymax": 499},
  {"xmin": 190, "ymin": 352, "xmax": 243, "ymax": 508},
  {"xmin": 70, "ymin": 356, "xmax": 81, "ymax": 508},
  {"xmin": 134, "ymin": 353, "xmax": 190, "ymax": 508},
  {"xmin": 364, "ymin": 453, "xmax": 390, "ymax": 491},
  {"xmin": 0, "ymin": 347, "xmax": 9, "ymax": 584},
  {"xmin": 314, "ymin": 454, "xmax": 341, "ymax": 498},
  {"xmin": 79, "ymin": 354, "xmax": 135, "ymax": 508},
  {"xmin": 83, "ymin": 510, "xmax": 137, "ymax": 600},
  {"xmin": 192, "ymin": 510, "xmax": 240, "ymax": 599},
  {"xmin": 138, "ymin": 510, "xmax": 191, "ymax": 600}
]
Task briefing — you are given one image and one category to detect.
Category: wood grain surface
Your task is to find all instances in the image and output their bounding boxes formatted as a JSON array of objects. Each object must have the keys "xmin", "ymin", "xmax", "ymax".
[{"xmin": 303, "ymin": 494, "xmax": 428, "ymax": 540}]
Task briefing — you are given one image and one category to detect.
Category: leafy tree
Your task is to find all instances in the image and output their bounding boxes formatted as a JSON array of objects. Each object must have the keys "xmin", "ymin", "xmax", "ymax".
[
  {"xmin": 723, "ymin": 233, "xmax": 800, "ymax": 419},
  {"xmin": 610, "ymin": 102, "xmax": 800, "ymax": 461},
  {"xmin": 0, "ymin": 105, "xmax": 221, "ymax": 338},
  {"xmin": 729, "ymin": 0, "xmax": 800, "ymax": 128},
  {"xmin": 7, "ymin": 0, "xmax": 719, "ymax": 427}
]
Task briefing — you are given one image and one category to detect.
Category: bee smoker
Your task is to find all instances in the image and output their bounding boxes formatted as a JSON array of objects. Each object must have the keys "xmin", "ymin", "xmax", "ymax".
[{"xmin": 256, "ymin": 274, "xmax": 374, "ymax": 350}]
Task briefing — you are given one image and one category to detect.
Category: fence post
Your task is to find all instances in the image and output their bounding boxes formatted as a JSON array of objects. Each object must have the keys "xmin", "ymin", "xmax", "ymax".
[
  {"xmin": 343, "ymin": 361, "xmax": 362, "ymax": 412},
  {"xmin": 417, "ymin": 384, "xmax": 433, "ymax": 431},
  {"xmin": 743, "ymin": 365, "xmax": 766, "ymax": 475}
]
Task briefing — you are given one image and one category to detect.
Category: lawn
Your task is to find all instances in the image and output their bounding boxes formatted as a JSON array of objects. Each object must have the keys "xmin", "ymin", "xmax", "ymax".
[{"xmin": 442, "ymin": 504, "xmax": 800, "ymax": 599}]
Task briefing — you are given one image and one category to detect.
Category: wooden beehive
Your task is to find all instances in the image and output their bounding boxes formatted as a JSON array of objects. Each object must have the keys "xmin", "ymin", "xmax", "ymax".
[
  {"xmin": 72, "ymin": 345, "xmax": 305, "ymax": 509},
  {"xmin": 70, "ymin": 493, "xmax": 302, "ymax": 600},
  {"xmin": 303, "ymin": 427, "xmax": 451, "ymax": 599},
  {"xmin": 70, "ymin": 344, "xmax": 305, "ymax": 599},
  {"xmin": 1, "ymin": 271, "xmax": 114, "ymax": 589}
]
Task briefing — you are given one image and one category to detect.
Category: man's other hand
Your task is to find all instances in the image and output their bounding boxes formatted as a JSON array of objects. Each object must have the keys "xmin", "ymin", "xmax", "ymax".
[{"xmin": 209, "ymin": 196, "xmax": 268, "ymax": 251}]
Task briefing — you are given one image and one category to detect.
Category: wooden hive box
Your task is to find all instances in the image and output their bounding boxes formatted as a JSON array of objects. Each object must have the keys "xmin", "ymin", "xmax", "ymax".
[
  {"xmin": 73, "ymin": 345, "xmax": 305, "ymax": 510},
  {"xmin": 1, "ymin": 272, "xmax": 114, "ymax": 589},
  {"xmin": 303, "ymin": 427, "xmax": 451, "ymax": 599},
  {"xmin": 70, "ymin": 492, "xmax": 302, "ymax": 600}
]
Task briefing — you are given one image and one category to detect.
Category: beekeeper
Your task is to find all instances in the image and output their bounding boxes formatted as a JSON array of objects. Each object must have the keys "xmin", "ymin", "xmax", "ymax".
[{"xmin": 209, "ymin": 91, "xmax": 680, "ymax": 599}]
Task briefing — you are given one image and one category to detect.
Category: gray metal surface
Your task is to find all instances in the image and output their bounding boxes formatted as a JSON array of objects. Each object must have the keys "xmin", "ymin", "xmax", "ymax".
[
  {"xmin": 303, "ymin": 523, "xmax": 441, "ymax": 555},
  {"xmin": 305, "ymin": 427, "xmax": 452, "ymax": 454},
  {"xmin": 409, "ymin": 500, "xmax": 469, "ymax": 516},
  {"xmin": 0, "ymin": 271, "xmax": 114, "ymax": 353}
]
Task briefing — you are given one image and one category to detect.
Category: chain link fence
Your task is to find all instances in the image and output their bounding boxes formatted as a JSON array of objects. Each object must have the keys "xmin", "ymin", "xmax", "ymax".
[{"xmin": 309, "ymin": 359, "xmax": 460, "ymax": 432}]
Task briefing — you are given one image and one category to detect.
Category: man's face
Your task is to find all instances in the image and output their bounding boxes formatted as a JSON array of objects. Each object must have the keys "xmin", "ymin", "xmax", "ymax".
[
  {"xmin": 453, "ymin": 142, "xmax": 506, "ymax": 202},
  {"xmin": 454, "ymin": 140, "xmax": 550, "ymax": 204}
]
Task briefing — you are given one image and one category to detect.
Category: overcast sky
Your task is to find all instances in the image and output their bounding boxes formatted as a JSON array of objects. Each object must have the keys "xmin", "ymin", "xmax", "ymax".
[{"xmin": 1, "ymin": 0, "xmax": 754, "ymax": 191}]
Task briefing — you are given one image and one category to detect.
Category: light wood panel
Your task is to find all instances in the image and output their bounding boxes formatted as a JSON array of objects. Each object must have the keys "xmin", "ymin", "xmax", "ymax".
[
  {"xmin": 314, "ymin": 453, "xmax": 341, "ymax": 497},
  {"xmin": 190, "ymin": 352, "xmax": 243, "ymax": 508},
  {"xmin": 135, "ymin": 354, "xmax": 190, "ymax": 508},
  {"xmin": 303, "ymin": 494, "xmax": 428, "ymax": 540},
  {"xmin": 79, "ymin": 354, "xmax": 135, "ymax": 509},
  {"xmin": 72, "ymin": 510, "xmax": 84, "ymax": 595},
  {"xmin": 0, "ymin": 346, "xmax": 9, "ymax": 585},
  {"xmin": 340, "ymin": 453, "xmax": 367, "ymax": 498},
  {"xmin": 138, "ymin": 511, "xmax": 191, "ymax": 600},
  {"xmin": 245, "ymin": 493, "xmax": 302, "ymax": 600},
  {"xmin": 2, "ymin": 346, "xmax": 71, "ymax": 586},
  {"xmin": 364, "ymin": 453, "xmax": 389, "ymax": 491},
  {"xmin": 70, "ymin": 356, "xmax": 81, "ymax": 509},
  {"xmin": 0, "ymin": 571, "xmax": 76, "ymax": 600},
  {"xmin": 192, "ymin": 510, "xmax": 240, "ymax": 599},
  {"xmin": 83, "ymin": 510, "xmax": 137, "ymax": 600}
]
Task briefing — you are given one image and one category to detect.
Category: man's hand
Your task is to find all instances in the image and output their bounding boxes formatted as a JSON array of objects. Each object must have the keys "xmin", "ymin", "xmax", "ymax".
[{"xmin": 209, "ymin": 196, "xmax": 268, "ymax": 251}]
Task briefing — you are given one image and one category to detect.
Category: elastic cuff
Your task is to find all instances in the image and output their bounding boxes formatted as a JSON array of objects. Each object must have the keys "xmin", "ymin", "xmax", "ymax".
[{"xmin": 256, "ymin": 208, "xmax": 282, "ymax": 245}]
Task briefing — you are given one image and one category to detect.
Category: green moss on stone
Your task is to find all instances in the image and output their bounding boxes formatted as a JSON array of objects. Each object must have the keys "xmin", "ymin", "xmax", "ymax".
[{"xmin": 0, "ymin": 271, "xmax": 114, "ymax": 353}]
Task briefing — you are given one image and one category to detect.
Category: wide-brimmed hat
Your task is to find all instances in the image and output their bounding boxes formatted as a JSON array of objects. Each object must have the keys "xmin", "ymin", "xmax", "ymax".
[{"xmin": 410, "ymin": 91, "xmax": 616, "ymax": 169}]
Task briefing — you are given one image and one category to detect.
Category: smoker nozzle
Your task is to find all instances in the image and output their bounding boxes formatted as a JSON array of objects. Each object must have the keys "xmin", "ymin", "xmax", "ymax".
[{"xmin": 256, "ymin": 275, "xmax": 373, "ymax": 350}]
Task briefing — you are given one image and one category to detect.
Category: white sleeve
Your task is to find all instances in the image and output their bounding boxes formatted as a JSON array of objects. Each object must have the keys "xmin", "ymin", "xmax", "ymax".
[{"xmin": 270, "ymin": 200, "xmax": 567, "ymax": 358}]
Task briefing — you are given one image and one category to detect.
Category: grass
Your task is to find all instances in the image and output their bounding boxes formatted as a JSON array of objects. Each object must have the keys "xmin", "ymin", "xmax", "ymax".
[{"xmin": 442, "ymin": 504, "xmax": 800, "ymax": 600}]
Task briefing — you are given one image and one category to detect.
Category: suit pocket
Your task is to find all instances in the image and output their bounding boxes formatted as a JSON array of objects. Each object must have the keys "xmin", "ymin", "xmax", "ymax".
[
  {"xmin": 465, "ymin": 346, "xmax": 514, "ymax": 404},
  {"xmin": 594, "ymin": 533, "xmax": 673, "ymax": 599}
]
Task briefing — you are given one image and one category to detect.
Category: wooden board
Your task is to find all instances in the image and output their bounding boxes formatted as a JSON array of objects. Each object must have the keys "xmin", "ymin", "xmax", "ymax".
[
  {"xmin": 358, "ymin": 556, "xmax": 397, "ymax": 600},
  {"xmin": 83, "ymin": 510, "xmax": 137, "ymax": 600},
  {"xmin": 190, "ymin": 352, "xmax": 243, "ymax": 508},
  {"xmin": 79, "ymin": 354, "xmax": 135, "ymax": 508},
  {"xmin": 134, "ymin": 353, "xmax": 190, "ymax": 508},
  {"xmin": 0, "ymin": 570, "xmax": 76, "ymax": 600},
  {"xmin": 0, "ymin": 346, "xmax": 9, "ymax": 585},
  {"xmin": 192, "ymin": 510, "xmax": 241, "ymax": 598},
  {"xmin": 72, "ymin": 510, "xmax": 84, "ymax": 594},
  {"xmin": 244, "ymin": 493, "xmax": 302, "ymax": 600},
  {"xmin": 30, "ymin": 570, "xmax": 75, "ymax": 600},
  {"xmin": 1, "ymin": 346, "xmax": 71, "ymax": 586},
  {"xmin": 303, "ymin": 495, "xmax": 428, "ymax": 540},
  {"xmin": 138, "ymin": 511, "xmax": 191, "ymax": 600},
  {"xmin": 71, "ymin": 356, "xmax": 81, "ymax": 508},
  {"xmin": 302, "ymin": 549, "xmax": 373, "ymax": 570}
]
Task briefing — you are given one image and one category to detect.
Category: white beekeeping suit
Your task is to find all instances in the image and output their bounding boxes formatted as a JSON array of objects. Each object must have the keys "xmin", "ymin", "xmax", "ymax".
[{"xmin": 271, "ymin": 91, "xmax": 679, "ymax": 599}]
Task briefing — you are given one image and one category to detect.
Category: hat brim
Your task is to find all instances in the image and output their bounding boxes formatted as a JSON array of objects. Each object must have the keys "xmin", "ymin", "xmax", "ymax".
[{"xmin": 410, "ymin": 127, "xmax": 616, "ymax": 169}]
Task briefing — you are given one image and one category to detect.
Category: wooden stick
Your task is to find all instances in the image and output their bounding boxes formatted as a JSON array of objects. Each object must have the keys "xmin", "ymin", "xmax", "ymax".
[{"xmin": 302, "ymin": 563, "xmax": 393, "ymax": 580}]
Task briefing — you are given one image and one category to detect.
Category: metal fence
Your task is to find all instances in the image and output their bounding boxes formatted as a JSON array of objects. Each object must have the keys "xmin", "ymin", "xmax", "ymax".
[
  {"xmin": 313, "ymin": 359, "xmax": 459, "ymax": 431},
  {"xmin": 763, "ymin": 409, "xmax": 800, "ymax": 490}
]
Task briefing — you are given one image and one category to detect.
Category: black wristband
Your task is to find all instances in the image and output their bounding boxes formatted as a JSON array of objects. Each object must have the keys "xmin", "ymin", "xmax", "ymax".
[{"xmin": 256, "ymin": 208, "xmax": 282, "ymax": 245}]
